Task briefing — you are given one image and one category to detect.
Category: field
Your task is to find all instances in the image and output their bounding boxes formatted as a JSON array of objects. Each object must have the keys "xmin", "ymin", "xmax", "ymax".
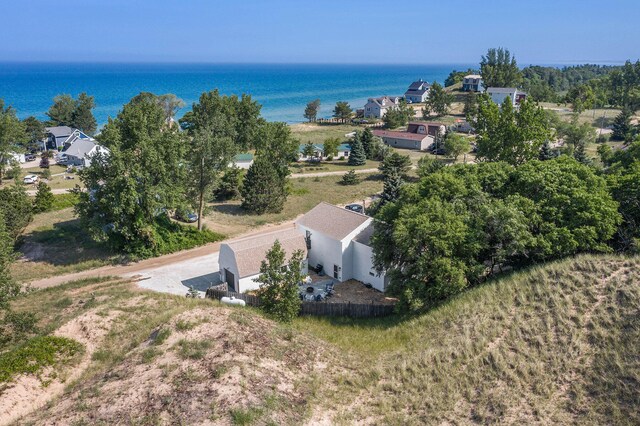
[
  {"xmin": 0, "ymin": 164, "xmax": 80, "ymax": 191},
  {"xmin": 4, "ymin": 255, "xmax": 638, "ymax": 424},
  {"xmin": 290, "ymin": 123, "xmax": 359, "ymax": 145}
]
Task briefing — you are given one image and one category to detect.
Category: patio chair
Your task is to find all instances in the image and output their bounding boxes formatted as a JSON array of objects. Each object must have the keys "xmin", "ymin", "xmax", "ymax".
[
  {"xmin": 325, "ymin": 282, "xmax": 335, "ymax": 296},
  {"xmin": 314, "ymin": 294, "xmax": 323, "ymax": 302}
]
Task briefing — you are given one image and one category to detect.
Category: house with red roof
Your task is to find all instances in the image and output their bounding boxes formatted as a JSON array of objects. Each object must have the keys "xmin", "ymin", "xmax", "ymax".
[{"xmin": 373, "ymin": 122, "xmax": 446, "ymax": 150}]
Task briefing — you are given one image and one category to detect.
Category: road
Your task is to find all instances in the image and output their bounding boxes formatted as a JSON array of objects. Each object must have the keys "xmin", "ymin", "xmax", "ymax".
[
  {"xmin": 26, "ymin": 220, "xmax": 299, "ymax": 293},
  {"xmin": 290, "ymin": 168, "xmax": 378, "ymax": 178}
]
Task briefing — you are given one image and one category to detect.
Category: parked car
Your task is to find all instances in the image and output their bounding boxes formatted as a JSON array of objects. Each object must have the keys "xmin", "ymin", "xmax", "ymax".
[
  {"xmin": 23, "ymin": 174, "xmax": 39, "ymax": 184},
  {"xmin": 175, "ymin": 208, "xmax": 198, "ymax": 223},
  {"xmin": 345, "ymin": 204, "xmax": 364, "ymax": 214},
  {"xmin": 55, "ymin": 153, "xmax": 68, "ymax": 164},
  {"xmin": 25, "ymin": 154, "xmax": 36, "ymax": 162}
]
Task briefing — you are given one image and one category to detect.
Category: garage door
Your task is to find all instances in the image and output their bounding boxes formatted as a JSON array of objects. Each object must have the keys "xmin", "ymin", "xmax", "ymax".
[{"xmin": 224, "ymin": 268, "xmax": 236, "ymax": 292}]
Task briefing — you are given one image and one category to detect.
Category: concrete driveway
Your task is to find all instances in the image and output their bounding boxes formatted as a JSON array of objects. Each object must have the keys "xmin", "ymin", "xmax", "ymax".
[{"xmin": 125, "ymin": 252, "xmax": 221, "ymax": 297}]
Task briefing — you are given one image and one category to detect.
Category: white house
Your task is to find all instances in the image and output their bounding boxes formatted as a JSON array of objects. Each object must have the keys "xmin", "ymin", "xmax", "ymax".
[
  {"xmin": 218, "ymin": 202, "xmax": 388, "ymax": 294},
  {"xmin": 295, "ymin": 203, "xmax": 387, "ymax": 291},
  {"xmin": 6, "ymin": 152, "xmax": 26, "ymax": 165},
  {"xmin": 363, "ymin": 96, "xmax": 401, "ymax": 119},
  {"xmin": 298, "ymin": 143, "xmax": 351, "ymax": 161},
  {"xmin": 62, "ymin": 138, "xmax": 109, "ymax": 167},
  {"xmin": 486, "ymin": 87, "xmax": 527, "ymax": 108},
  {"xmin": 218, "ymin": 228, "xmax": 308, "ymax": 293},
  {"xmin": 404, "ymin": 79, "xmax": 431, "ymax": 103},
  {"xmin": 462, "ymin": 74, "xmax": 484, "ymax": 92},
  {"xmin": 232, "ymin": 153, "xmax": 254, "ymax": 169}
]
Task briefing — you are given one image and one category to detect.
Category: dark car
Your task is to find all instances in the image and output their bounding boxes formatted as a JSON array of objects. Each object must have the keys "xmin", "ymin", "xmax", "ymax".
[
  {"xmin": 345, "ymin": 204, "xmax": 364, "ymax": 214},
  {"xmin": 175, "ymin": 208, "xmax": 198, "ymax": 223}
]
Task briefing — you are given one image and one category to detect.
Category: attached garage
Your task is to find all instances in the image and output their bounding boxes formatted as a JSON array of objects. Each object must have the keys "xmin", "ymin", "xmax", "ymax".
[{"xmin": 218, "ymin": 227, "xmax": 308, "ymax": 293}]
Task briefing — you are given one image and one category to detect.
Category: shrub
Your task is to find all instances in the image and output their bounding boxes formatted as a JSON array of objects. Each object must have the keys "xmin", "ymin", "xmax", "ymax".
[
  {"xmin": 33, "ymin": 182, "xmax": 54, "ymax": 213},
  {"xmin": 340, "ymin": 170, "xmax": 360, "ymax": 185}
]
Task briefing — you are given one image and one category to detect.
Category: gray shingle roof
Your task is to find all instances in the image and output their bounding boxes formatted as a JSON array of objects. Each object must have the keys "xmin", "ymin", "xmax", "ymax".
[
  {"xmin": 63, "ymin": 139, "xmax": 97, "ymax": 159},
  {"xmin": 45, "ymin": 126, "xmax": 74, "ymax": 137},
  {"xmin": 296, "ymin": 202, "xmax": 370, "ymax": 241},
  {"xmin": 225, "ymin": 228, "xmax": 307, "ymax": 278}
]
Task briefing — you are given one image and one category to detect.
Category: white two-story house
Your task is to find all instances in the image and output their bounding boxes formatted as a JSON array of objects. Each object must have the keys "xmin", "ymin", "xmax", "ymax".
[{"xmin": 363, "ymin": 96, "xmax": 401, "ymax": 119}]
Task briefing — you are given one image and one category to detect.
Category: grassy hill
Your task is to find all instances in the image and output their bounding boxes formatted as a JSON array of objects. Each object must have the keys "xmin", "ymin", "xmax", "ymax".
[{"xmin": 3, "ymin": 255, "xmax": 639, "ymax": 425}]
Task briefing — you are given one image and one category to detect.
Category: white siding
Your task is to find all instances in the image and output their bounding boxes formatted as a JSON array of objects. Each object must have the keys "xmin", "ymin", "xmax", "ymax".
[
  {"xmin": 299, "ymin": 223, "xmax": 344, "ymax": 279},
  {"xmin": 352, "ymin": 241, "xmax": 386, "ymax": 291},
  {"xmin": 218, "ymin": 244, "xmax": 240, "ymax": 291}
]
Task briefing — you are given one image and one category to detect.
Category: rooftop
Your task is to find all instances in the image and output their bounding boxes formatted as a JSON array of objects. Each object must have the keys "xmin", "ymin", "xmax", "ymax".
[
  {"xmin": 464, "ymin": 74, "xmax": 482, "ymax": 79},
  {"xmin": 45, "ymin": 126, "xmax": 75, "ymax": 137},
  {"xmin": 296, "ymin": 202, "xmax": 370, "ymax": 241},
  {"xmin": 373, "ymin": 129, "xmax": 429, "ymax": 142},
  {"xmin": 224, "ymin": 227, "xmax": 307, "ymax": 278},
  {"xmin": 62, "ymin": 138, "xmax": 97, "ymax": 158}
]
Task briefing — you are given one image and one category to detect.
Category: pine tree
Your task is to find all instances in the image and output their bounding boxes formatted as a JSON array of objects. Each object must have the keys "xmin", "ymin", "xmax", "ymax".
[
  {"xmin": 340, "ymin": 169, "xmax": 360, "ymax": 185},
  {"xmin": 381, "ymin": 171, "xmax": 403, "ymax": 204},
  {"xmin": 241, "ymin": 157, "xmax": 287, "ymax": 214},
  {"xmin": 539, "ymin": 140, "xmax": 555, "ymax": 160},
  {"xmin": 71, "ymin": 93, "xmax": 97, "ymax": 134},
  {"xmin": 348, "ymin": 132, "xmax": 366, "ymax": 166},
  {"xmin": 612, "ymin": 108, "xmax": 633, "ymax": 141},
  {"xmin": 304, "ymin": 99, "xmax": 321, "ymax": 122},
  {"xmin": 0, "ymin": 212, "xmax": 19, "ymax": 310},
  {"xmin": 361, "ymin": 127, "xmax": 374, "ymax": 159},
  {"xmin": 573, "ymin": 141, "xmax": 589, "ymax": 164},
  {"xmin": 33, "ymin": 182, "xmax": 54, "ymax": 213}
]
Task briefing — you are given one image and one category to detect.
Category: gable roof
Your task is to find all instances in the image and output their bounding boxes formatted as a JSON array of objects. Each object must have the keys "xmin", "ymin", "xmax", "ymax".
[
  {"xmin": 234, "ymin": 153, "xmax": 254, "ymax": 162},
  {"xmin": 366, "ymin": 96, "xmax": 400, "ymax": 109},
  {"xmin": 405, "ymin": 80, "xmax": 430, "ymax": 95},
  {"xmin": 464, "ymin": 74, "xmax": 482, "ymax": 79},
  {"xmin": 486, "ymin": 87, "xmax": 519, "ymax": 94},
  {"xmin": 224, "ymin": 227, "xmax": 307, "ymax": 278},
  {"xmin": 63, "ymin": 138, "xmax": 97, "ymax": 158},
  {"xmin": 296, "ymin": 202, "xmax": 370, "ymax": 241},
  {"xmin": 45, "ymin": 126, "xmax": 74, "ymax": 137}
]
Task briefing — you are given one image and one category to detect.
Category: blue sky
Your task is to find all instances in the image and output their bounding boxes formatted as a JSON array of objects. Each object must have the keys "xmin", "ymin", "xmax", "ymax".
[{"xmin": 1, "ymin": 0, "xmax": 638, "ymax": 64}]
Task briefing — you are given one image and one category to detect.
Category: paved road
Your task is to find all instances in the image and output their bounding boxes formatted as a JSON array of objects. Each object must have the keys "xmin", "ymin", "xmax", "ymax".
[{"xmin": 290, "ymin": 168, "xmax": 378, "ymax": 178}]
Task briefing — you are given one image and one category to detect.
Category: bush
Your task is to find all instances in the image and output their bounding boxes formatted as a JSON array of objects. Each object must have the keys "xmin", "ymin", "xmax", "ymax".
[
  {"xmin": 33, "ymin": 182, "xmax": 54, "ymax": 213},
  {"xmin": 340, "ymin": 170, "xmax": 360, "ymax": 185}
]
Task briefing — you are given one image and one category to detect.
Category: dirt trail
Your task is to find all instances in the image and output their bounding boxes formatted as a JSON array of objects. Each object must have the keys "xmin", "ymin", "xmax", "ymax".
[{"xmin": 27, "ymin": 219, "xmax": 299, "ymax": 290}]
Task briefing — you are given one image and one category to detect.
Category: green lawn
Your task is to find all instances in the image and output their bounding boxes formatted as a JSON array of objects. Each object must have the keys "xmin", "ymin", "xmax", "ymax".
[
  {"xmin": 290, "ymin": 123, "xmax": 360, "ymax": 145},
  {"xmin": 290, "ymin": 159, "xmax": 379, "ymax": 174},
  {"xmin": 1, "ymin": 164, "xmax": 81, "ymax": 190},
  {"xmin": 202, "ymin": 172, "xmax": 383, "ymax": 237}
]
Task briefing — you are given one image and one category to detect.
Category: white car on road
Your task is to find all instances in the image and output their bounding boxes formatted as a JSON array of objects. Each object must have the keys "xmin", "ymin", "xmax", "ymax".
[{"xmin": 23, "ymin": 174, "xmax": 39, "ymax": 184}]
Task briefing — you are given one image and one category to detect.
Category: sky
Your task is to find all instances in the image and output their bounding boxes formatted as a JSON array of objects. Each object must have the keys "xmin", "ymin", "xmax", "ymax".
[{"xmin": 1, "ymin": 0, "xmax": 638, "ymax": 65}]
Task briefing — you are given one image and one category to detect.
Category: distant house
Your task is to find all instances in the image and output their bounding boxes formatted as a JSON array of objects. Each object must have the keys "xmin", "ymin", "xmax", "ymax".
[
  {"xmin": 404, "ymin": 80, "xmax": 431, "ymax": 103},
  {"xmin": 218, "ymin": 228, "xmax": 308, "ymax": 293},
  {"xmin": 232, "ymin": 153, "xmax": 254, "ymax": 169},
  {"xmin": 373, "ymin": 121, "xmax": 446, "ymax": 150},
  {"xmin": 44, "ymin": 126, "xmax": 93, "ymax": 151},
  {"xmin": 363, "ymin": 96, "xmax": 401, "ymax": 119},
  {"xmin": 462, "ymin": 74, "xmax": 484, "ymax": 92},
  {"xmin": 62, "ymin": 139, "xmax": 109, "ymax": 167},
  {"xmin": 298, "ymin": 143, "xmax": 350, "ymax": 161},
  {"xmin": 486, "ymin": 87, "xmax": 527, "ymax": 108}
]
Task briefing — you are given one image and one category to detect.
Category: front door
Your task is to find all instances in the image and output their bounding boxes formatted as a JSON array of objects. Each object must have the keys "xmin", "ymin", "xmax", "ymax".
[{"xmin": 333, "ymin": 264, "xmax": 339, "ymax": 279}]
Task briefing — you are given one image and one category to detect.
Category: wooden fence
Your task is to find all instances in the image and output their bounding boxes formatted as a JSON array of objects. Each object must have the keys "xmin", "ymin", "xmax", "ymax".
[{"xmin": 205, "ymin": 289, "xmax": 395, "ymax": 318}]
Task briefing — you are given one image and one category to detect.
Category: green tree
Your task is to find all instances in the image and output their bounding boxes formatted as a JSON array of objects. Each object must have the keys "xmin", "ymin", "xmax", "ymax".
[
  {"xmin": 72, "ymin": 92, "xmax": 97, "ymax": 134},
  {"xmin": 33, "ymin": 182, "xmax": 54, "ymax": 213},
  {"xmin": 559, "ymin": 116, "xmax": 596, "ymax": 152},
  {"xmin": 564, "ymin": 84, "xmax": 595, "ymax": 113},
  {"xmin": 463, "ymin": 91, "xmax": 478, "ymax": 122},
  {"xmin": 445, "ymin": 69, "xmax": 477, "ymax": 87},
  {"xmin": 539, "ymin": 140, "xmax": 556, "ymax": 161},
  {"xmin": 422, "ymin": 82, "xmax": 453, "ymax": 117},
  {"xmin": 379, "ymin": 152, "xmax": 411, "ymax": 178},
  {"xmin": 348, "ymin": 132, "xmax": 366, "ymax": 166},
  {"xmin": 257, "ymin": 241, "xmax": 304, "ymax": 322},
  {"xmin": 340, "ymin": 169, "xmax": 360, "ymax": 185},
  {"xmin": 322, "ymin": 137, "xmax": 340, "ymax": 159},
  {"xmin": 333, "ymin": 101, "xmax": 352, "ymax": 122},
  {"xmin": 384, "ymin": 99, "xmax": 415, "ymax": 128},
  {"xmin": 157, "ymin": 94, "xmax": 185, "ymax": 123},
  {"xmin": 361, "ymin": 127, "xmax": 375, "ymax": 158},
  {"xmin": 181, "ymin": 90, "xmax": 261, "ymax": 230},
  {"xmin": 596, "ymin": 144, "xmax": 613, "ymax": 165},
  {"xmin": 21, "ymin": 116, "xmax": 46, "ymax": 152},
  {"xmin": 474, "ymin": 96, "xmax": 551, "ymax": 165},
  {"xmin": 609, "ymin": 163, "xmax": 640, "ymax": 252},
  {"xmin": 304, "ymin": 99, "xmax": 321, "ymax": 122},
  {"xmin": 75, "ymin": 92, "xmax": 187, "ymax": 255},
  {"xmin": 443, "ymin": 133, "xmax": 471, "ymax": 161},
  {"xmin": 0, "ymin": 101, "xmax": 27, "ymax": 181},
  {"xmin": 480, "ymin": 47, "xmax": 522, "ymax": 88},
  {"xmin": 0, "ymin": 213, "xmax": 19, "ymax": 311},
  {"xmin": 241, "ymin": 156, "xmax": 287, "ymax": 214},
  {"xmin": 380, "ymin": 171, "xmax": 403, "ymax": 205},
  {"xmin": 369, "ymin": 136, "xmax": 391, "ymax": 161},
  {"xmin": 215, "ymin": 166, "xmax": 243, "ymax": 200},
  {"xmin": 0, "ymin": 185, "xmax": 33, "ymax": 241},
  {"xmin": 302, "ymin": 141, "xmax": 317, "ymax": 160},
  {"xmin": 573, "ymin": 141, "xmax": 589, "ymax": 164},
  {"xmin": 611, "ymin": 107, "xmax": 634, "ymax": 141},
  {"xmin": 46, "ymin": 94, "xmax": 75, "ymax": 127}
]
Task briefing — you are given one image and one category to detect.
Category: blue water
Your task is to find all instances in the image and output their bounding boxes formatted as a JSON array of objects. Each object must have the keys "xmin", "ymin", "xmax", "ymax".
[{"xmin": 0, "ymin": 63, "xmax": 471, "ymax": 126}]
